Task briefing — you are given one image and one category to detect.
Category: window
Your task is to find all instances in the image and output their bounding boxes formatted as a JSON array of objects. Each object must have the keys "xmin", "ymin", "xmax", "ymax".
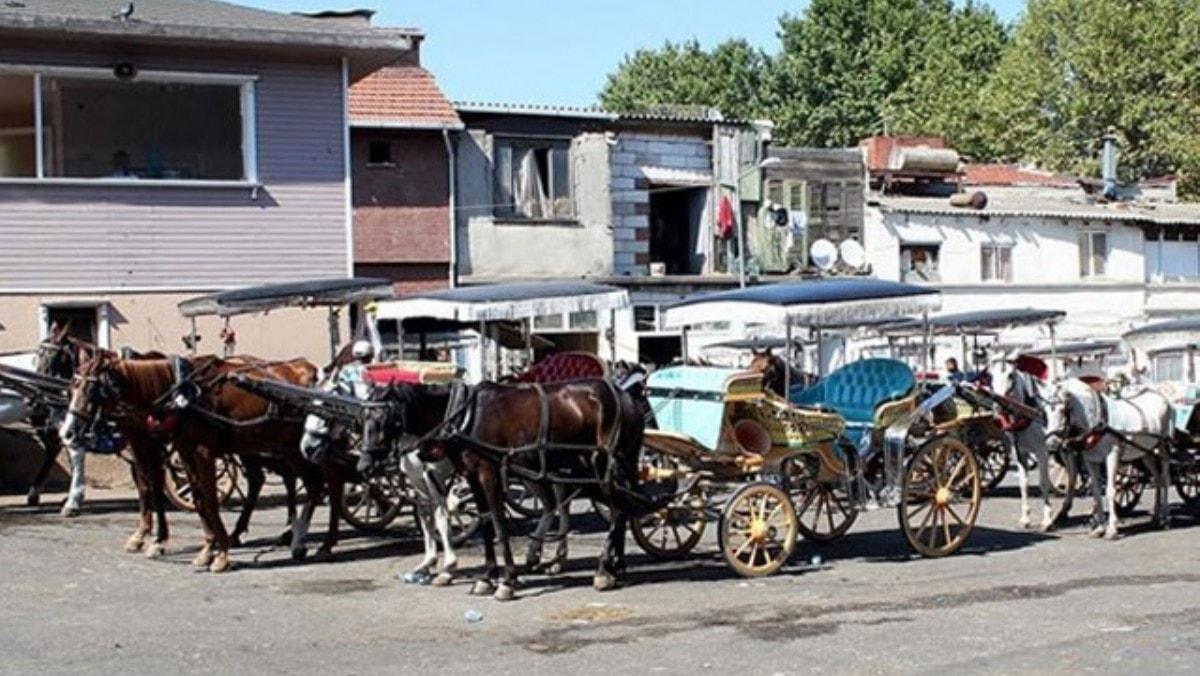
[
  {"xmin": 493, "ymin": 137, "xmax": 573, "ymax": 219},
  {"xmin": 633, "ymin": 305, "xmax": 659, "ymax": 333},
  {"xmin": 1154, "ymin": 353, "xmax": 1185, "ymax": 382},
  {"xmin": 0, "ymin": 65, "xmax": 255, "ymax": 182},
  {"xmin": 1078, "ymin": 231, "xmax": 1108, "ymax": 278},
  {"xmin": 568, "ymin": 311, "xmax": 597, "ymax": 330},
  {"xmin": 42, "ymin": 303, "xmax": 109, "ymax": 348},
  {"xmin": 900, "ymin": 244, "xmax": 940, "ymax": 282},
  {"xmin": 981, "ymin": 244, "xmax": 1013, "ymax": 282},
  {"xmin": 367, "ymin": 140, "xmax": 393, "ymax": 166},
  {"xmin": 533, "ymin": 314, "xmax": 564, "ymax": 330}
]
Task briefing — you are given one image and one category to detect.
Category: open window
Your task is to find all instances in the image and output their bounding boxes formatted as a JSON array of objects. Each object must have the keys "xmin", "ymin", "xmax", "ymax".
[
  {"xmin": 1078, "ymin": 231, "xmax": 1108, "ymax": 278},
  {"xmin": 42, "ymin": 302, "xmax": 109, "ymax": 348},
  {"xmin": 493, "ymin": 137, "xmax": 573, "ymax": 219},
  {"xmin": 0, "ymin": 66, "xmax": 256, "ymax": 183},
  {"xmin": 900, "ymin": 244, "xmax": 940, "ymax": 282}
]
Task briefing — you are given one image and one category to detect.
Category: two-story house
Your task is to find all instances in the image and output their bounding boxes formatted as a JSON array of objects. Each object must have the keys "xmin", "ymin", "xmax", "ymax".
[{"xmin": 0, "ymin": 1, "xmax": 412, "ymax": 360}]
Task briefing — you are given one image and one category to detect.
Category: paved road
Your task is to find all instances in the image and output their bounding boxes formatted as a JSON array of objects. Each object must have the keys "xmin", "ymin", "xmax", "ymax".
[{"xmin": 2, "ymin": 480, "xmax": 1198, "ymax": 675}]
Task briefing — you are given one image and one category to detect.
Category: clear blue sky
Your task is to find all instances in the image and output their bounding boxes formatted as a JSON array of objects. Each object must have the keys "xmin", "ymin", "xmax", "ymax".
[{"xmin": 251, "ymin": 1, "xmax": 1025, "ymax": 106}]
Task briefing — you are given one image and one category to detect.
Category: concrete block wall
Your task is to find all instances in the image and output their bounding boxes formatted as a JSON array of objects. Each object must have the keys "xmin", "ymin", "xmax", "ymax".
[{"xmin": 611, "ymin": 133, "xmax": 713, "ymax": 275}]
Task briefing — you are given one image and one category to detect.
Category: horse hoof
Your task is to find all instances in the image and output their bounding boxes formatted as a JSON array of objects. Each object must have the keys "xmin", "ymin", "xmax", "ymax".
[
  {"xmin": 192, "ymin": 550, "xmax": 214, "ymax": 571},
  {"xmin": 1089, "ymin": 526, "xmax": 1106, "ymax": 539},
  {"xmin": 145, "ymin": 543, "xmax": 167, "ymax": 559},
  {"xmin": 1104, "ymin": 530, "xmax": 1121, "ymax": 541},
  {"xmin": 25, "ymin": 493, "xmax": 40, "ymax": 507},
  {"xmin": 432, "ymin": 571, "xmax": 454, "ymax": 587},
  {"xmin": 1038, "ymin": 522, "xmax": 1057, "ymax": 534},
  {"xmin": 209, "ymin": 553, "xmax": 232, "ymax": 574},
  {"xmin": 60, "ymin": 505, "xmax": 80, "ymax": 518},
  {"xmin": 471, "ymin": 579, "xmax": 495, "ymax": 596},
  {"xmin": 291, "ymin": 547, "xmax": 308, "ymax": 562},
  {"xmin": 277, "ymin": 531, "xmax": 293, "ymax": 547},
  {"xmin": 124, "ymin": 537, "xmax": 146, "ymax": 553},
  {"xmin": 546, "ymin": 561, "xmax": 564, "ymax": 577},
  {"xmin": 494, "ymin": 584, "xmax": 516, "ymax": 602},
  {"xmin": 593, "ymin": 572, "xmax": 620, "ymax": 592},
  {"xmin": 313, "ymin": 547, "xmax": 334, "ymax": 563}
]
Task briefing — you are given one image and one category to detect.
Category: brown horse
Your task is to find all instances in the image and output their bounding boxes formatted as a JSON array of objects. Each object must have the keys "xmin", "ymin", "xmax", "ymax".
[
  {"xmin": 747, "ymin": 348, "xmax": 809, "ymax": 398},
  {"xmin": 62, "ymin": 353, "xmax": 334, "ymax": 572},
  {"xmin": 422, "ymin": 379, "xmax": 645, "ymax": 601}
]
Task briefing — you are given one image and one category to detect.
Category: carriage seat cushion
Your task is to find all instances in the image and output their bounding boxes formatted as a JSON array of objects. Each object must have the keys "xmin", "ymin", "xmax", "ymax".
[
  {"xmin": 515, "ymin": 352, "xmax": 607, "ymax": 384},
  {"xmin": 790, "ymin": 358, "xmax": 915, "ymax": 424}
]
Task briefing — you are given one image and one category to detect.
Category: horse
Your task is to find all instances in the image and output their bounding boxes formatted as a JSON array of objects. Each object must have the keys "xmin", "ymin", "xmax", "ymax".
[
  {"xmin": 1044, "ymin": 378, "xmax": 1174, "ymax": 539},
  {"xmin": 746, "ymin": 347, "xmax": 807, "ymax": 399},
  {"xmin": 421, "ymin": 379, "xmax": 645, "ymax": 601},
  {"xmin": 62, "ymin": 353, "xmax": 333, "ymax": 572},
  {"xmin": 25, "ymin": 323, "xmax": 91, "ymax": 511},
  {"xmin": 1004, "ymin": 362, "xmax": 1073, "ymax": 531}
]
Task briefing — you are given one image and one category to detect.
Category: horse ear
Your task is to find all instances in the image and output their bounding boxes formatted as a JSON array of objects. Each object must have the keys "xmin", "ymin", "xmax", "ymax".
[{"xmin": 50, "ymin": 322, "xmax": 68, "ymax": 341}]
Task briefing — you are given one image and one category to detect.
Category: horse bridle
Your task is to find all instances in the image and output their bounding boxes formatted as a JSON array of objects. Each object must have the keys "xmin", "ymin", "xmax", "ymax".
[
  {"xmin": 1044, "ymin": 384, "xmax": 1108, "ymax": 448},
  {"xmin": 66, "ymin": 371, "xmax": 122, "ymax": 428}
]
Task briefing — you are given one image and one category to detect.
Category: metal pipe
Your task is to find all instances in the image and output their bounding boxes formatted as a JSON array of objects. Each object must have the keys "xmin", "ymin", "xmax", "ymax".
[
  {"xmin": 922, "ymin": 310, "xmax": 931, "ymax": 374},
  {"xmin": 1048, "ymin": 323, "xmax": 1058, "ymax": 380},
  {"xmin": 442, "ymin": 128, "xmax": 458, "ymax": 288},
  {"xmin": 785, "ymin": 322, "xmax": 793, "ymax": 396}
]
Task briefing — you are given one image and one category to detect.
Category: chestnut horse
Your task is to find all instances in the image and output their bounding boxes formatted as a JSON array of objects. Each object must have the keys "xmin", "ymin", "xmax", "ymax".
[
  {"xmin": 62, "ymin": 353, "xmax": 334, "ymax": 572},
  {"xmin": 424, "ymin": 379, "xmax": 645, "ymax": 601}
]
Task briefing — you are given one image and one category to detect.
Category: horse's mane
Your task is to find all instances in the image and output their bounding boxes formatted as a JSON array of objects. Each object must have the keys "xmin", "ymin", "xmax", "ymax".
[{"xmin": 114, "ymin": 359, "xmax": 175, "ymax": 404}]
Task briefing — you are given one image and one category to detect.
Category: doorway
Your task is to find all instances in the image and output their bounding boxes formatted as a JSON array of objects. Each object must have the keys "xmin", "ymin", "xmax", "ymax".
[{"xmin": 649, "ymin": 186, "xmax": 706, "ymax": 274}]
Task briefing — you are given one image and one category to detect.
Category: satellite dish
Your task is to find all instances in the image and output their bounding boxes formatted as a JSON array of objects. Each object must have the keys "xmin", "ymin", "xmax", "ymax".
[
  {"xmin": 839, "ymin": 239, "xmax": 866, "ymax": 271},
  {"xmin": 810, "ymin": 238, "xmax": 837, "ymax": 271}
]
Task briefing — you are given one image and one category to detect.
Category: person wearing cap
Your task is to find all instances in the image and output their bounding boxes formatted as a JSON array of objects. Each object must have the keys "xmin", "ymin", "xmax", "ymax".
[{"xmin": 336, "ymin": 340, "xmax": 375, "ymax": 399}]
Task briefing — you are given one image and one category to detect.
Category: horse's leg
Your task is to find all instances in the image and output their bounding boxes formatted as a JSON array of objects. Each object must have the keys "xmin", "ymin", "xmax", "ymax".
[
  {"xmin": 176, "ymin": 443, "xmax": 216, "ymax": 569},
  {"xmin": 60, "ymin": 442, "xmax": 87, "ymax": 517},
  {"xmin": 1014, "ymin": 434, "xmax": 1032, "ymax": 528},
  {"xmin": 1148, "ymin": 450, "xmax": 1170, "ymax": 530},
  {"xmin": 548, "ymin": 483, "xmax": 571, "ymax": 575},
  {"xmin": 124, "ymin": 451, "xmax": 152, "ymax": 553},
  {"xmin": 594, "ymin": 502, "xmax": 626, "ymax": 592},
  {"xmin": 523, "ymin": 481, "xmax": 551, "ymax": 571},
  {"xmin": 147, "ymin": 443, "xmax": 170, "ymax": 558},
  {"xmin": 487, "ymin": 477, "xmax": 518, "ymax": 601},
  {"xmin": 229, "ymin": 458, "xmax": 265, "ymax": 547},
  {"xmin": 400, "ymin": 455, "xmax": 438, "ymax": 579},
  {"xmin": 465, "ymin": 469, "xmax": 498, "ymax": 597},
  {"xmin": 193, "ymin": 446, "xmax": 233, "ymax": 572},
  {"xmin": 27, "ymin": 429, "xmax": 61, "ymax": 506},
  {"xmin": 430, "ymin": 472, "xmax": 459, "ymax": 586},
  {"xmin": 316, "ymin": 463, "xmax": 343, "ymax": 560},
  {"xmin": 289, "ymin": 468, "xmax": 323, "ymax": 562},
  {"xmin": 1103, "ymin": 449, "xmax": 1121, "ymax": 540}
]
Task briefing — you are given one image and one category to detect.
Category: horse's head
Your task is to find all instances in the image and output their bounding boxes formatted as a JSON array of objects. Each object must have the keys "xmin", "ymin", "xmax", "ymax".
[
  {"xmin": 748, "ymin": 348, "xmax": 788, "ymax": 397},
  {"xmin": 37, "ymin": 323, "xmax": 83, "ymax": 379},
  {"xmin": 60, "ymin": 351, "xmax": 122, "ymax": 446},
  {"xmin": 354, "ymin": 384, "xmax": 413, "ymax": 475},
  {"xmin": 1043, "ymin": 380, "xmax": 1098, "ymax": 453}
]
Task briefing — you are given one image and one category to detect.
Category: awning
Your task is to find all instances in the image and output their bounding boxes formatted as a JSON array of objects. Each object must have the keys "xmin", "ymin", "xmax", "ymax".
[
  {"xmin": 178, "ymin": 278, "xmax": 394, "ymax": 318},
  {"xmin": 640, "ymin": 166, "xmax": 712, "ymax": 188},
  {"xmin": 885, "ymin": 308, "xmax": 1066, "ymax": 336},
  {"xmin": 1123, "ymin": 317, "xmax": 1200, "ymax": 353},
  {"xmin": 663, "ymin": 278, "xmax": 940, "ymax": 329},
  {"xmin": 1027, "ymin": 340, "xmax": 1120, "ymax": 358},
  {"xmin": 373, "ymin": 281, "xmax": 630, "ymax": 323}
]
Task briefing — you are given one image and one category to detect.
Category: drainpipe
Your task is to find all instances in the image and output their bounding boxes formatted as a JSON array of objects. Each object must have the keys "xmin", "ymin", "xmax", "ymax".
[{"xmin": 443, "ymin": 127, "xmax": 458, "ymax": 288}]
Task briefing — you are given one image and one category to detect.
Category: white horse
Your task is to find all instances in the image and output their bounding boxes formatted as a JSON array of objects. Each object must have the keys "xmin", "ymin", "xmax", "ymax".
[
  {"xmin": 1044, "ymin": 378, "xmax": 1173, "ymax": 539},
  {"xmin": 301, "ymin": 376, "xmax": 462, "ymax": 586},
  {"xmin": 1004, "ymin": 367, "xmax": 1071, "ymax": 531}
]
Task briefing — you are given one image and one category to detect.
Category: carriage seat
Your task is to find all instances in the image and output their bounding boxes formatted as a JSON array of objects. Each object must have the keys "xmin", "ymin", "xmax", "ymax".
[
  {"xmin": 790, "ymin": 358, "xmax": 915, "ymax": 429},
  {"xmin": 515, "ymin": 352, "xmax": 607, "ymax": 385}
]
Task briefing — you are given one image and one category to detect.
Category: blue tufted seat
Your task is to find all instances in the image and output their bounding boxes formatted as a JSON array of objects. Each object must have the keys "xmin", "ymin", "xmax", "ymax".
[{"xmin": 790, "ymin": 359, "xmax": 915, "ymax": 444}]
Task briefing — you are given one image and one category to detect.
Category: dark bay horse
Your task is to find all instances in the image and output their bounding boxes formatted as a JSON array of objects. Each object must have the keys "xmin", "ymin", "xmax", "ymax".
[
  {"xmin": 62, "ymin": 353, "xmax": 334, "ymax": 572},
  {"xmin": 420, "ymin": 379, "xmax": 645, "ymax": 601}
]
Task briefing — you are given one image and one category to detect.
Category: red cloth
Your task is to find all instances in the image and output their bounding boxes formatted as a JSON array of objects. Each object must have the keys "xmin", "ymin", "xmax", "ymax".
[
  {"xmin": 1013, "ymin": 354, "xmax": 1049, "ymax": 381},
  {"xmin": 715, "ymin": 195, "xmax": 735, "ymax": 239}
]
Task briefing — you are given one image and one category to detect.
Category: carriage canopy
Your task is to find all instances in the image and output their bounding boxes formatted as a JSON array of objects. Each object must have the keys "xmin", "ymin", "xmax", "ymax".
[
  {"xmin": 178, "ymin": 278, "xmax": 393, "ymax": 318},
  {"xmin": 884, "ymin": 307, "xmax": 1065, "ymax": 336},
  {"xmin": 372, "ymin": 281, "xmax": 630, "ymax": 323},
  {"xmin": 662, "ymin": 279, "xmax": 940, "ymax": 329},
  {"xmin": 1122, "ymin": 318, "xmax": 1200, "ymax": 354}
]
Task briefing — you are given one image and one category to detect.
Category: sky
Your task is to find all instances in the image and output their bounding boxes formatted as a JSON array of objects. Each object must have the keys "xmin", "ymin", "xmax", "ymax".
[{"xmin": 251, "ymin": 1, "xmax": 1026, "ymax": 107}]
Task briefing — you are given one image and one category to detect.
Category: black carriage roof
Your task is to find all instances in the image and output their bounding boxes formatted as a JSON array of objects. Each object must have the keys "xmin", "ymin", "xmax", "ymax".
[
  {"xmin": 373, "ymin": 280, "xmax": 629, "ymax": 322},
  {"xmin": 1026, "ymin": 340, "xmax": 1121, "ymax": 358},
  {"xmin": 663, "ymin": 278, "xmax": 940, "ymax": 328},
  {"xmin": 886, "ymin": 308, "xmax": 1066, "ymax": 336},
  {"xmin": 178, "ymin": 278, "xmax": 394, "ymax": 318}
]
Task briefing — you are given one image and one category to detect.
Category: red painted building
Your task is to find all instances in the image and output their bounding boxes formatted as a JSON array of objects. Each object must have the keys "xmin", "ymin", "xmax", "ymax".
[{"xmin": 348, "ymin": 45, "xmax": 462, "ymax": 293}]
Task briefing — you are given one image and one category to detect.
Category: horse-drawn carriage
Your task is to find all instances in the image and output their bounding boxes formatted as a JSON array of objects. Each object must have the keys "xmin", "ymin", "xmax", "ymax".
[{"xmin": 631, "ymin": 279, "xmax": 985, "ymax": 577}]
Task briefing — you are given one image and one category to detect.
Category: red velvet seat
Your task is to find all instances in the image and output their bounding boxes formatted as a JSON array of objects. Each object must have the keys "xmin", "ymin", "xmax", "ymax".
[{"xmin": 515, "ymin": 352, "xmax": 607, "ymax": 384}]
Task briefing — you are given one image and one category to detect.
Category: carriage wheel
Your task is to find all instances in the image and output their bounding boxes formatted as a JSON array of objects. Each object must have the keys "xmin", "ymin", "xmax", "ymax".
[
  {"xmin": 1113, "ymin": 460, "xmax": 1148, "ymax": 518},
  {"xmin": 977, "ymin": 433, "xmax": 1012, "ymax": 492},
  {"xmin": 1173, "ymin": 458, "xmax": 1200, "ymax": 507},
  {"xmin": 718, "ymin": 483, "xmax": 797, "ymax": 577},
  {"xmin": 898, "ymin": 436, "xmax": 981, "ymax": 558},
  {"xmin": 1048, "ymin": 452, "xmax": 1084, "ymax": 497},
  {"xmin": 504, "ymin": 478, "xmax": 546, "ymax": 519},
  {"xmin": 338, "ymin": 471, "xmax": 406, "ymax": 532},
  {"xmin": 791, "ymin": 476, "xmax": 857, "ymax": 543},
  {"xmin": 632, "ymin": 486, "xmax": 706, "ymax": 560},
  {"xmin": 447, "ymin": 474, "xmax": 482, "ymax": 546},
  {"xmin": 164, "ymin": 451, "xmax": 239, "ymax": 512},
  {"xmin": 590, "ymin": 499, "xmax": 613, "ymax": 524}
]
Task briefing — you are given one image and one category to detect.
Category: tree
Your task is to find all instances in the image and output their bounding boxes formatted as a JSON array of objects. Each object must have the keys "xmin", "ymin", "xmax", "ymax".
[
  {"xmin": 976, "ymin": 0, "xmax": 1200, "ymax": 187},
  {"xmin": 599, "ymin": 39, "xmax": 767, "ymax": 121}
]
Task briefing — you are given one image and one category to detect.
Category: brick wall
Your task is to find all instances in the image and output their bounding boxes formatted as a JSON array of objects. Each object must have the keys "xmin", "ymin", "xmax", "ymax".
[
  {"xmin": 351, "ymin": 129, "xmax": 450, "ymax": 277},
  {"xmin": 354, "ymin": 262, "xmax": 448, "ymax": 294},
  {"xmin": 610, "ymin": 133, "xmax": 713, "ymax": 275}
]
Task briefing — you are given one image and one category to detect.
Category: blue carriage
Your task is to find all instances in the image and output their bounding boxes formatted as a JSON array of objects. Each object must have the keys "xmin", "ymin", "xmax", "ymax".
[{"xmin": 634, "ymin": 279, "xmax": 985, "ymax": 576}]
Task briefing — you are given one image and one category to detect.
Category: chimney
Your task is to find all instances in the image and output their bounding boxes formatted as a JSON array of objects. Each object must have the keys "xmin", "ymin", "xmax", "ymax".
[{"xmin": 1101, "ymin": 127, "xmax": 1119, "ymax": 199}]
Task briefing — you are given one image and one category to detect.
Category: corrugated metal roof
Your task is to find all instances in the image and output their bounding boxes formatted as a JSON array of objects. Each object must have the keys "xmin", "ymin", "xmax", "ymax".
[
  {"xmin": 877, "ymin": 189, "xmax": 1200, "ymax": 226},
  {"xmin": 453, "ymin": 101, "xmax": 758, "ymax": 125},
  {"xmin": 0, "ymin": 0, "xmax": 416, "ymax": 50}
]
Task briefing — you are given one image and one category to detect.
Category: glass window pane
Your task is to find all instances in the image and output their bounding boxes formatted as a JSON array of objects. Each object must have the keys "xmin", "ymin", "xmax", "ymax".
[
  {"xmin": 493, "ymin": 142, "xmax": 513, "ymax": 216},
  {"xmin": 41, "ymin": 77, "xmax": 243, "ymax": 179},
  {"xmin": 533, "ymin": 314, "xmax": 563, "ymax": 330},
  {"xmin": 0, "ymin": 73, "xmax": 36, "ymax": 177},
  {"xmin": 569, "ymin": 311, "xmax": 597, "ymax": 329},
  {"xmin": 552, "ymin": 146, "xmax": 571, "ymax": 217},
  {"xmin": 1078, "ymin": 231, "xmax": 1090, "ymax": 276},
  {"xmin": 999, "ymin": 247, "xmax": 1013, "ymax": 282},
  {"xmin": 1092, "ymin": 233, "xmax": 1107, "ymax": 276},
  {"xmin": 981, "ymin": 247, "xmax": 994, "ymax": 281},
  {"xmin": 634, "ymin": 306, "xmax": 657, "ymax": 332}
]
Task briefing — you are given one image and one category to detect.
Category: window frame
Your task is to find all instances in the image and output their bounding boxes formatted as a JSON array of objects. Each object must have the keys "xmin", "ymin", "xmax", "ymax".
[
  {"xmin": 1078, "ymin": 230, "xmax": 1109, "ymax": 279},
  {"xmin": 39, "ymin": 301, "xmax": 111, "ymax": 350},
  {"xmin": 980, "ymin": 242, "xmax": 1014, "ymax": 283},
  {"xmin": 0, "ymin": 63, "xmax": 258, "ymax": 187},
  {"xmin": 899, "ymin": 243, "xmax": 941, "ymax": 283},
  {"xmin": 491, "ymin": 134, "xmax": 575, "ymax": 221}
]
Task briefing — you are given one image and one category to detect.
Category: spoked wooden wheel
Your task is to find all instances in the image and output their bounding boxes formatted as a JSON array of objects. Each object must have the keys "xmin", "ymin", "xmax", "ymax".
[
  {"xmin": 504, "ymin": 477, "xmax": 545, "ymax": 519},
  {"xmin": 447, "ymin": 474, "xmax": 482, "ymax": 546},
  {"xmin": 1173, "ymin": 455, "xmax": 1200, "ymax": 507},
  {"xmin": 899, "ymin": 436, "xmax": 981, "ymax": 558},
  {"xmin": 791, "ymin": 476, "xmax": 857, "ymax": 543},
  {"xmin": 718, "ymin": 483, "xmax": 798, "ymax": 577},
  {"xmin": 338, "ymin": 471, "xmax": 406, "ymax": 532},
  {"xmin": 977, "ymin": 433, "xmax": 1012, "ymax": 492},
  {"xmin": 1113, "ymin": 460, "xmax": 1148, "ymax": 518},
  {"xmin": 164, "ymin": 451, "xmax": 240, "ymax": 512},
  {"xmin": 632, "ymin": 489, "xmax": 706, "ymax": 560}
]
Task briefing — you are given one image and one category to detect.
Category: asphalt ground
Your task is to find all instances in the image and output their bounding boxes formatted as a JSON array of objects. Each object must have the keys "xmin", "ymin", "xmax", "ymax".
[{"xmin": 1, "ymin": 476, "xmax": 1198, "ymax": 675}]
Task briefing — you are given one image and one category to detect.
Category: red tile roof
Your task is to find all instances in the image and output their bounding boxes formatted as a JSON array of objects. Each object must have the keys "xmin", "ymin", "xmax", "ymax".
[
  {"xmin": 349, "ymin": 66, "xmax": 462, "ymax": 129},
  {"xmin": 964, "ymin": 163, "xmax": 1076, "ymax": 187}
]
